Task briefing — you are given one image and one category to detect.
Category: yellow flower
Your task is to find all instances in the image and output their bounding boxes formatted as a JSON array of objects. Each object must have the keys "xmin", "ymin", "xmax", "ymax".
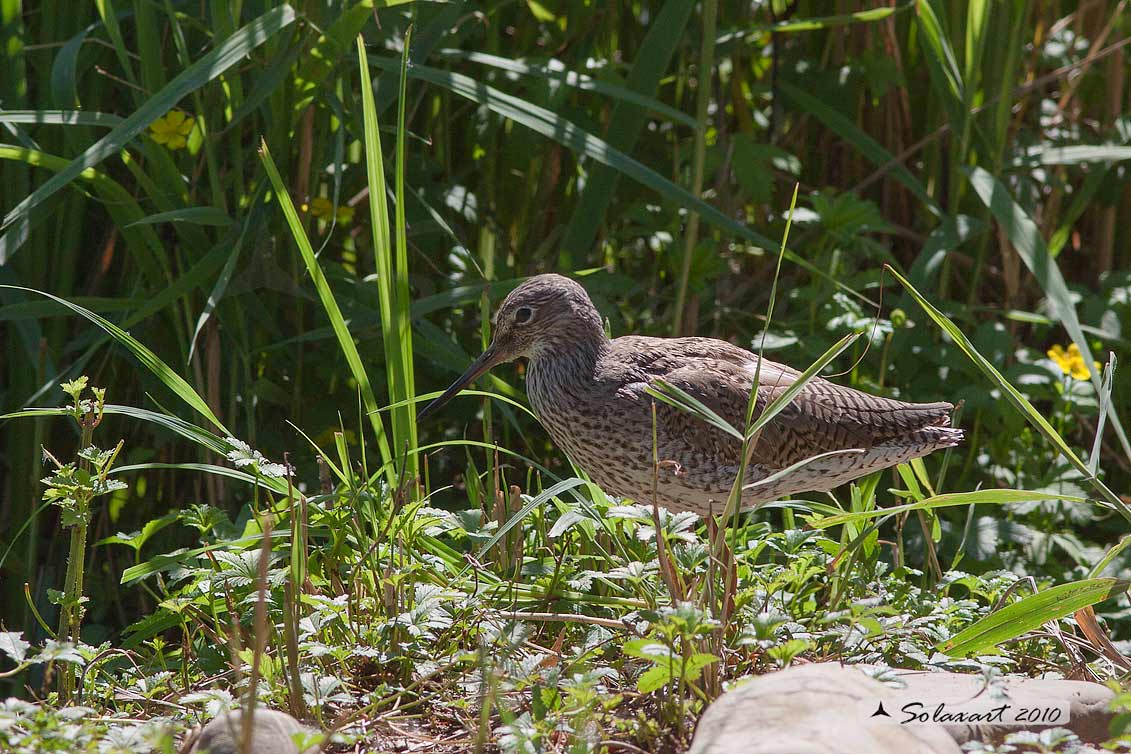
[
  {"xmin": 306, "ymin": 196, "xmax": 354, "ymax": 225},
  {"xmin": 1047, "ymin": 343, "xmax": 1099, "ymax": 381},
  {"xmin": 148, "ymin": 110, "xmax": 195, "ymax": 150}
]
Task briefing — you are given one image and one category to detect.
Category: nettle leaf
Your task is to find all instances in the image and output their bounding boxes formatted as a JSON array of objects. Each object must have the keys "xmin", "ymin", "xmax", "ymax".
[
  {"xmin": 602, "ymin": 561, "xmax": 655, "ymax": 581},
  {"xmin": 621, "ymin": 639, "xmax": 673, "ymax": 660},
  {"xmin": 0, "ymin": 632, "xmax": 31, "ymax": 664},
  {"xmin": 636, "ymin": 663, "xmax": 675, "ymax": 693},
  {"xmin": 180, "ymin": 689, "xmax": 236, "ymax": 718},
  {"xmin": 60, "ymin": 506, "xmax": 92, "ymax": 527},
  {"xmin": 78, "ymin": 445, "xmax": 115, "ymax": 467},
  {"xmin": 225, "ymin": 437, "xmax": 289, "ymax": 478},
  {"xmin": 548, "ymin": 509, "xmax": 589, "ymax": 539},
  {"xmin": 92, "ymin": 478, "xmax": 128, "ymax": 496},
  {"xmin": 635, "ymin": 651, "xmax": 719, "ymax": 693},
  {"xmin": 38, "ymin": 640, "xmax": 85, "ymax": 665},
  {"xmin": 61, "ymin": 376, "xmax": 88, "ymax": 401},
  {"xmin": 682, "ymin": 652, "xmax": 719, "ymax": 682},
  {"xmin": 99, "ymin": 511, "xmax": 181, "ymax": 553}
]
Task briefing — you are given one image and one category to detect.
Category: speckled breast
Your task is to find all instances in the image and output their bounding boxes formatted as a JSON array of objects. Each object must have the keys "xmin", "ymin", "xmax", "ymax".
[{"xmin": 524, "ymin": 361, "xmax": 650, "ymax": 499}]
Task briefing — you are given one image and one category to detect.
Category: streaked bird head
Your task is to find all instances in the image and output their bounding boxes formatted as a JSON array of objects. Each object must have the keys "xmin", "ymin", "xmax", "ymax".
[{"xmin": 418, "ymin": 274, "xmax": 604, "ymax": 419}]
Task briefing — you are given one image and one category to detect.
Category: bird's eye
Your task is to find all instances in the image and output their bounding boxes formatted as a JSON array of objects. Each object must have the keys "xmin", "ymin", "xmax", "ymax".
[{"xmin": 513, "ymin": 306, "xmax": 534, "ymax": 325}]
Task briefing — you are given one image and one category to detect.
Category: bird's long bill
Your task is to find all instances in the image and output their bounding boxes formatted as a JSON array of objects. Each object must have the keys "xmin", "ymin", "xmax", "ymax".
[{"xmin": 417, "ymin": 346, "xmax": 502, "ymax": 421}]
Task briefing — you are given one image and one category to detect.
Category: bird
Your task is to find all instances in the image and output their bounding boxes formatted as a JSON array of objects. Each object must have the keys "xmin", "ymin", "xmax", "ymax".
[{"xmin": 419, "ymin": 274, "xmax": 963, "ymax": 516}]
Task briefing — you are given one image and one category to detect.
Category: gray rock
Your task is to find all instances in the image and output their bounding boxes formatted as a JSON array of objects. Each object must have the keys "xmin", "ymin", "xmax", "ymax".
[
  {"xmin": 690, "ymin": 663, "xmax": 962, "ymax": 754},
  {"xmin": 187, "ymin": 709, "xmax": 316, "ymax": 754},
  {"xmin": 690, "ymin": 663, "xmax": 1116, "ymax": 754}
]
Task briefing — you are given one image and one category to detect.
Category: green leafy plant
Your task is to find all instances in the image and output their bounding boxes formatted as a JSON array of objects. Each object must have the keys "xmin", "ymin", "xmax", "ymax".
[{"xmin": 38, "ymin": 377, "xmax": 124, "ymax": 701}]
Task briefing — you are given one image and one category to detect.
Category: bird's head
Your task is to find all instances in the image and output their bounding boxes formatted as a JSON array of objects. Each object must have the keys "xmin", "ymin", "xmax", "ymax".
[{"xmin": 418, "ymin": 274, "xmax": 605, "ymax": 419}]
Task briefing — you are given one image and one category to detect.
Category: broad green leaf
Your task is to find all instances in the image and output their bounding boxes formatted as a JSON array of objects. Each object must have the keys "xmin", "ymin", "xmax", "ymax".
[
  {"xmin": 0, "ymin": 632, "xmax": 31, "ymax": 664},
  {"xmin": 96, "ymin": 511, "xmax": 181, "ymax": 553},
  {"xmin": 938, "ymin": 578, "xmax": 1129, "ymax": 657}
]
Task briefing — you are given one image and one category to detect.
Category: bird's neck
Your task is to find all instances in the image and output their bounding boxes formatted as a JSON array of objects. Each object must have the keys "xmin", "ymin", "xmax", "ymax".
[
  {"xmin": 525, "ymin": 317, "xmax": 609, "ymax": 400},
  {"xmin": 529, "ymin": 330, "xmax": 608, "ymax": 372}
]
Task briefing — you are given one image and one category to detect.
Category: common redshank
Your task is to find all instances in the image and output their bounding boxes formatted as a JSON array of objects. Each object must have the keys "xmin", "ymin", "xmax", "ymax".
[{"xmin": 420, "ymin": 274, "xmax": 963, "ymax": 514}]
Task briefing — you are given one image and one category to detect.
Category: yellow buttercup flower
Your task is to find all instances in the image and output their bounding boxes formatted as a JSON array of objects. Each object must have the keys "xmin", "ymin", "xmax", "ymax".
[
  {"xmin": 307, "ymin": 196, "xmax": 354, "ymax": 225},
  {"xmin": 1047, "ymin": 343, "xmax": 1099, "ymax": 381},
  {"xmin": 149, "ymin": 110, "xmax": 195, "ymax": 150}
]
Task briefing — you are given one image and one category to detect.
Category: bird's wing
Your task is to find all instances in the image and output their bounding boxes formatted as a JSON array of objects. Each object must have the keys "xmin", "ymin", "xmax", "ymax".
[{"xmin": 612, "ymin": 336, "xmax": 953, "ymax": 470}]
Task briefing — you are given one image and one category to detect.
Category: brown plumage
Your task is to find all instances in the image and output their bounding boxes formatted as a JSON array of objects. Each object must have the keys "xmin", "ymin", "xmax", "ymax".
[{"xmin": 420, "ymin": 274, "xmax": 963, "ymax": 515}]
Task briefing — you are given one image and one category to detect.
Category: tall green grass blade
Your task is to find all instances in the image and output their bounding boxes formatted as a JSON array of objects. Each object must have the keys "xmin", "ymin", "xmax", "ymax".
[
  {"xmin": 1047, "ymin": 166, "xmax": 1109, "ymax": 258},
  {"xmin": 294, "ymin": 0, "xmax": 417, "ymax": 113},
  {"xmin": 1090, "ymin": 536, "xmax": 1131, "ymax": 580},
  {"xmin": 914, "ymin": 0, "xmax": 966, "ymax": 134},
  {"xmin": 377, "ymin": 389, "xmax": 536, "ymax": 420},
  {"xmin": 645, "ymin": 380, "xmax": 744, "ymax": 441},
  {"xmin": 746, "ymin": 333, "xmax": 860, "ymax": 441},
  {"xmin": 111, "ymin": 463, "xmax": 284, "ymax": 493},
  {"xmin": 965, "ymin": 165, "xmax": 1131, "ymax": 463},
  {"xmin": 0, "ymin": 289, "xmax": 229, "ymax": 433},
  {"xmin": 435, "ymin": 50, "xmax": 698, "ymax": 129},
  {"xmin": 188, "ymin": 193, "xmax": 265, "ymax": 364},
  {"xmin": 938, "ymin": 578, "xmax": 1129, "ymax": 658},
  {"xmin": 357, "ymin": 36, "xmax": 417, "ymax": 481},
  {"xmin": 907, "ymin": 215, "xmax": 987, "ymax": 290},
  {"xmin": 469, "ymin": 478, "xmax": 588, "ymax": 566},
  {"xmin": 258, "ymin": 141, "xmax": 395, "ymax": 483},
  {"xmin": 93, "ymin": 0, "xmax": 139, "ymax": 90},
  {"xmin": 1011, "ymin": 145, "xmax": 1131, "ymax": 166},
  {"xmin": 809, "ymin": 489, "xmax": 1091, "ymax": 529},
  {"xmin": 393, "ymin": 29, "xmax": 419, "ymax": 478},
  {"xmin": 717, "ymin": 2, "xmax": 909, "ymax": 49},
  {"xmin": 1089, "ymin": 355, "xmax": 1115, "ymax": 476},
  {"xmin": 125, "ymin": 207, "xmax": 233, "ymax": 228},
  {"xmin": 887, "ymin": 265, "xmax": 1131, "ymax": 523},
  {"xmin": 0, "ymin": 404, "xmax": 229, "ymax": 457},
  {"xmin": 50, "ymin": 21, "xmax": 101, "ymax": 107},
  {"xmin": 0, "ymin": 111, "xmax": 125, "ymax": 128},
  {"xmin": 0, "ymin": 4, "xmax": 296, "ymax": 255},
  {"xmin": 963, "ymin": 0, "xmax": 990, "ymax": 109}
]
